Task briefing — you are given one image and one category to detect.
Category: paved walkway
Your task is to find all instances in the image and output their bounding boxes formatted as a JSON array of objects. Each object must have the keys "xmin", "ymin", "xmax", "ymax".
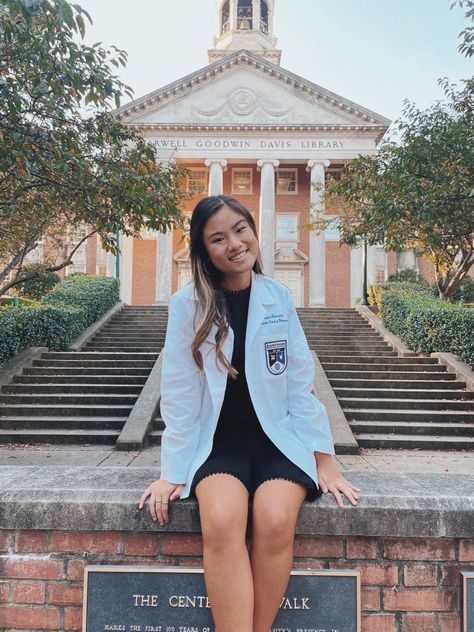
[{"xmin": 0, "ymin": 443, "xmax": 472, "ymax": 474}]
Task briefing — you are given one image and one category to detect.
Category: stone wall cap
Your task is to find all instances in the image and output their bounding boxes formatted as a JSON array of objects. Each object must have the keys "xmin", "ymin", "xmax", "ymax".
[{"xmin": 0, "ymin": 466, "xmax": 473, "ymax": 538}]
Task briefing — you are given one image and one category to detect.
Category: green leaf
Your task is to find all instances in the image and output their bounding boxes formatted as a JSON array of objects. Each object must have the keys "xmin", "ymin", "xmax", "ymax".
[{"xmin": 75, "ymin": 14, "xmax": 85, "ymax": 38}]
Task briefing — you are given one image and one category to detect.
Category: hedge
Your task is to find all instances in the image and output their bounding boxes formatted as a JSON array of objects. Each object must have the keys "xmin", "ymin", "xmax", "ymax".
[
  {"xmin": 370, "ymin": 281, "xmax": 474, "ymax": 370},
  {"xmin": 0, "ymin": 275, "xmax": 119, "ymax": 365}
]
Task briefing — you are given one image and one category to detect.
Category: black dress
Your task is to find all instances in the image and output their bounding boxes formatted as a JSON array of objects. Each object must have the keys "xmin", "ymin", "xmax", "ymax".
[{"xmin": 190, "ymin": 283, "xmax": 321, "ymax": 501}]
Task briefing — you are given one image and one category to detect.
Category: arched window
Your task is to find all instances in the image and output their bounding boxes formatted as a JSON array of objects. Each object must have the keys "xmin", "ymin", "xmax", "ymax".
[
  {"xmin": 221, "ymin": 1, "xmax": 230, "ymax": 34},
  {"xmin": 260, "ymin": 0, "xmax": 269, "ymax": 34},
  {"xmin": 237, "ymin": 0, "xmax": 253, "ymax": 30}
]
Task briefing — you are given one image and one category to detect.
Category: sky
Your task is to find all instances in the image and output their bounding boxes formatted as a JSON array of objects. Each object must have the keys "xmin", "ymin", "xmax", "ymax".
[{"xmin": 76, "ymin": 0, "xmax": 473, "ymax": 127}]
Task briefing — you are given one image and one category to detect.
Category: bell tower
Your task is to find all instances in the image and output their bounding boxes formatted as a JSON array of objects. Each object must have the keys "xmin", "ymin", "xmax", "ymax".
[{"xmin": 208, "ymin": 0, "xmax": 281, "ymax": 65}]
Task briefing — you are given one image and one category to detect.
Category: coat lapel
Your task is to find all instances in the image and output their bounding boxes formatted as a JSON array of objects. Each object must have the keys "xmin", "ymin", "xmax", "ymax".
[{"xmin": 245, "ymin": 271, "xmax": 276, "ymax": 356}]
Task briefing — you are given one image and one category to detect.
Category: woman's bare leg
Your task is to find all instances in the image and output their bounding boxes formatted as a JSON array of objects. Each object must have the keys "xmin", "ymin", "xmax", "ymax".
[
  {"xmin": 250, "ymin": 479, "xmax": 307, "ymax": 632},
  {"xmin": 195, "ymin": 473, "xmax": 253, "ymax": 632}
]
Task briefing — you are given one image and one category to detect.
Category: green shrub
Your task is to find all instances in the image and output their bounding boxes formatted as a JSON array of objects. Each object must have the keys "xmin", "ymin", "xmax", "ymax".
[
  {"xmin": 376, "ymin": 282, "xmax": 474, "ymax": 369},
  {"xmin": 369, "ymin": 281, "xmax": 435, "ymax": 317},
  {"xmin": 12, "ymin": 263, "xmax": 61, "ymax": 300},
  {"xmin": 0, "ymin": 297, "xmax": 40, "ymax": 307},
  {"xmin": 450, "ymin": 275, "xmax": 474, "ymax": 304},
  {"xmin": 0, "ymin": 275, "xmax": 119, "ymax": 365},
  {"xmin": 387, "ymin": 268, "xmax": 430, "ymax": 285}
]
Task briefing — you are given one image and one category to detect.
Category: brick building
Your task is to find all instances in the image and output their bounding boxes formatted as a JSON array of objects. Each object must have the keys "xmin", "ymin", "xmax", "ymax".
[{"xmin": 72, "ymin": 1, "xmax": 434, "ymax": 306}]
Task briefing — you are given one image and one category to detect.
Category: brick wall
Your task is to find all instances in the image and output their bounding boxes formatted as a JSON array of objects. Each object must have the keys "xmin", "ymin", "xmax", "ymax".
[{"xmin": 0, "ymin": 531, "xmax": 472, "ymax": 631}]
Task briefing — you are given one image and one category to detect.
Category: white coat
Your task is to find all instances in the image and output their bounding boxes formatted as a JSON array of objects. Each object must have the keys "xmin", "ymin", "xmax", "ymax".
[{"xmin": 159, "ymin": 270, "xmax": 335, "ymax": 499}]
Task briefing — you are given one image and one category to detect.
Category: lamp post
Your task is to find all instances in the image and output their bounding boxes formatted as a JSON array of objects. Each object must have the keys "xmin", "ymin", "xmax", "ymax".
[
  {"xmin": 115, "ymin": 228, "xmax": 120, "ymax": 279},
  {"xmin": 360, "ymin": 238, "xmax": 369, "ymax": 305}
]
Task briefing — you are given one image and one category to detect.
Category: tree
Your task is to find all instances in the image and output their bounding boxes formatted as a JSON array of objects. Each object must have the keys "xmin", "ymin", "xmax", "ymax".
[
  {"xmin": 451, "ymin": 0, "xmax": 474, "ymax": 57},
  {"xmin": 0, "ymin": 0, "xmax": 188, "ymax": 295},
  {"xmin": 321, "ymin": 82, "xmax": 474, "ymax": 300}
]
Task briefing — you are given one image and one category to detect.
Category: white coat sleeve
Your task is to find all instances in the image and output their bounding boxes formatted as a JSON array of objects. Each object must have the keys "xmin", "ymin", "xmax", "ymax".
[
  {"xmin": 285, "ymin": 288, "xmax": 336, "ymax": 455},
  {"xmin": 159, "ymin": 292, "xmax": 202, "ymax": 484}
]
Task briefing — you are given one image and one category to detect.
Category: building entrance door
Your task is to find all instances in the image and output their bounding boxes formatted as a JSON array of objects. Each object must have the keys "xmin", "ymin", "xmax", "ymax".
[{"xmin": 274, "ymin": 268, "xmax": 303, "ymax": 307}]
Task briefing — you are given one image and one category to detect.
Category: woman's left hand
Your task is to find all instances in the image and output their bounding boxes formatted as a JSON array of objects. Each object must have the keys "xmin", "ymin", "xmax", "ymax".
[{"xmin": 314, "ymin": 452, "xmax": 361, "ymax": 508}]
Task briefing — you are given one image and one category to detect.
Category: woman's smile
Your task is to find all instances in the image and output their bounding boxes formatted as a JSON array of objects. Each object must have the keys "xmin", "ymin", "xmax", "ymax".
[{"xmin": 229, "ymin": 249, "xmax": 249, "ymax": 262}]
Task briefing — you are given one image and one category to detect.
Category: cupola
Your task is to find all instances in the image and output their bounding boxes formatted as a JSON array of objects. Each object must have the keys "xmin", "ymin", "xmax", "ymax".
[{"xmin": 209, "ymin": 0, "xmax": 281, "ymax": 65}]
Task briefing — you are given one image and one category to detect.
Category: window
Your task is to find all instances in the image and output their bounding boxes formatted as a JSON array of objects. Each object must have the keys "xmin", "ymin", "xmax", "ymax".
[
  {"xmin": 237, "ymin": 0, "xmax": 252, "ymax": 30},
  {"xmin": 232, "ymin": 169, "xmax": 253, "ymax": 194},
  {"xmin": 277, "ymin": 169, "xmax": 298, "ymax": 194},
  {"xmin": 96, "ymin": 242, "xmax": 108, "ymax": 276},
  {"xmin": 375, "ymin": 268, "xmax": 386, "ymax": 283},
  {"xmin": 187, "ymin": 169, "xmax": 208, "ymax": 195},
  {"xmin": 277, "ymin": 214, "xmax": 298, "ymax": 242},
  {"xmin": 69, "ymin": 224, "xmax": 88, "ymax": 244},
  {"xmin": 324, "ymin": 217, "xmax": 341, "ymax": 241}
]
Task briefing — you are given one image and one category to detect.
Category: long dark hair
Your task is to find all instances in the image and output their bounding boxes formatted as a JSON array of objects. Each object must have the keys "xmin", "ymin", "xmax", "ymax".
[{"xmin": 189, "ymin": 195, "xmax": 263, "ymax": 377}]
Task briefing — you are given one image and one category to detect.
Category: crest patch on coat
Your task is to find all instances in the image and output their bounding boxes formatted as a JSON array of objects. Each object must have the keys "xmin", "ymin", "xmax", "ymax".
[{"xmin": 265, "ymin": 340, "xmax": 288, "ymax": 375}]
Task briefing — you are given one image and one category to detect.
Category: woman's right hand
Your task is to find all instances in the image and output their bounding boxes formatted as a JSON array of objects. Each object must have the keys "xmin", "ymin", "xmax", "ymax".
[{"xmin": 138, "ymin": 479, "xmax": 185, "ymax": 526}]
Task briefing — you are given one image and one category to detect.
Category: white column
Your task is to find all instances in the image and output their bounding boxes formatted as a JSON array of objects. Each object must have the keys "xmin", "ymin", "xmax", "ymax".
[
  {"xmin": 155, "ymin": 230, "xmax": 173, "ymax": 304},
  {"xmin": 154, "ymin": 159, "xmax": 175, "ymax": 304},
  {"xmin": 306, "ymin": 159, "xmax": 330, "ymax": 307},
  {"xmin": 398, "ymin": 249, "xmax": 417, "ymax": 271},
  {"xmin": 257, "ymin": 159, "xmax": 279, "ymax": 278},
  {"xmin": 367, "ymin": 244, "xmax": 378, "ymax": 286},
  {"xmin": 229, "ymin": 0, "xmax": 238, "ymax": 31},
  {"xmin": 120, "ymin": 234, "xmax": 133, "ymax": 304},
  {"xmin": 106, "ymin": 250, "xmax": 116, "ymax": 278},
  {"xmin": 205, "ymin": 159, "xmax": 227, "ymax": 195},
  {"xmin": 350, "ymin": 245, "xmax": 363, "ymax": 306},
  {"xmin": 252, "ymin": 0, "xmax": 261, "ymax": 30}
]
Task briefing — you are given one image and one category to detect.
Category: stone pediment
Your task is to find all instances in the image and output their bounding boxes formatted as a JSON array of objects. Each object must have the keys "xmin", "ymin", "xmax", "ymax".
[{"xmin": 115, "ymin": 51, "xmax": 390, "ymax": 131}]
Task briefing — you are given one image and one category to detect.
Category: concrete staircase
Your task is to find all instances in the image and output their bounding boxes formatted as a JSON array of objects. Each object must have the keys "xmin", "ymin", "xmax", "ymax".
[
  {"xmin": 297, "ymin": 307, "xmax": 474, "ymax": 451},
  {"xmin": 0, "ymin": 306, "xmax": 168, "ymax": 444}
]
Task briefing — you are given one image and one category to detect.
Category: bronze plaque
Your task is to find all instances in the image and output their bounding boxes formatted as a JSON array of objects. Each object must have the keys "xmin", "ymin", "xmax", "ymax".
[
  {"xmin": 82, "ymin": 565, "xmax": 360, "ymax": 632},
  {"xmin": 464, "ymin": 572, "xmax": 474, "ymax": 632}
]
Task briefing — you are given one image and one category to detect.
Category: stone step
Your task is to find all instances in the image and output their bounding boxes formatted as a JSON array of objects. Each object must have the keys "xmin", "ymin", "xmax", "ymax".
[
  {"xmin": 0, "ymin": 428, "xmax": 119, "ymax": 444},
  {"xmin": 0, "ymin": 393, "xmax": 137, "ymax": 405},
  {"xmin": 83, "ymin": 346, "xmax": 162, "ymax": 353},
  {"xmin": 349, "ymin": 420, "xmax": 474, "ymax": 436},
  {"xmin": 41, "ymin": 352, "xmax": 157, "ymax": 361},
  {"xmin": 318, "ymin": 356, "xmax": 436, "ymax": 365},
  {"xmin": 13, "ymin": 375, "xmax": 148, "ymax": 385},
  {"xmin": 152, "ymin": 417, "xmax": 165, "ymax": 430},
  {"xmin": 322, "ymin": 362, "xmax": 450, "ymax": 380},
  {"xmin": 84, "ymin": 340, "xmax": 164, "ymax": 350},
  {"xmin": 109, "ymin": 318, "xmax": 168, "ymax": 324},
  {"xmin": 32, "ymin": 360, "xmax": 155, "ymax": 368},
  {"xmin": 90, "ymin": 336, "xmax": 165, "ymax": 343},
  {"xmin": 309, "ymin": 343, "xmax": 392, "ymax": 350},
  {"xmin": 0, "ymin": 415, "xmax": 127, "ymax": 429},
  {"xmin": 306, "ymin": 335, "xmax": 386, "ymax": 340},
  {"xmin": 3, "ymin": 384, "xmax": 143, "ymax": 395},
  {"xmin": 316, "ymin": 351, "xmax": 398, "ymax": 358},
  {"xmin": 146, "ymin": 429, "xmax": 163, "ymax": 444},
  {"xmin": 301, "ymin": 323, "xmax": 374, "ymax": 335},
  {"xmin": 353, "ymin": 433, "xmax": 474, "ymax": 450},
  {"xmin": 334, "ymin": 387, "xmax": 473, "ymax": 399},
  {"xmin": 325, "ymin": 369, "xmax": 452, "ymax": 379},
  {"xmin": 97, "ymin": 318, "xmax": 168, "ymax": 333},
  {"xmin": 0, "ymin": 404, "xmax": 133, "ymax": 416},
  {"xmin": 23, "ymin": 367, "xmax": 151, "ymax": 376},
  {"xmin": 340, "ymin": 397, "xmax": 474, "ymax": 410},
  {"xmin": 329, "ymin": 378, "xmax": 465, "ymax": 389},
  {"xmin": 344, "ymin": 408, "xmax": 474, "ymax": 422}
]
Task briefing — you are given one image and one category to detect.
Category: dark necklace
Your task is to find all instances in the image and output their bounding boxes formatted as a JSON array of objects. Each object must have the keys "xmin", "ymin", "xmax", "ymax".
[{"xmin": 222, "ymin": 285, "xmax": 251, "ymax": 295}]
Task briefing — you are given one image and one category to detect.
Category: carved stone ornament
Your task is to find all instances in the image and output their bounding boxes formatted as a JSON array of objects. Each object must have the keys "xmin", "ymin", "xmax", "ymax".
[{"xmin": 193, "ymin": 87, "xmax": 293, "ymax": 119}]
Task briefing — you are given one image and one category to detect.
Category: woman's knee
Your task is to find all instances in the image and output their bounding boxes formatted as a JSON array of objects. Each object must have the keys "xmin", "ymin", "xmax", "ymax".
[
  {"xmin": 195, "ymin": 473, "xmax": 249, "ymax": 549},
  {"xmin": 251, "ymin": 480, "xmax": 306, "ymax": 546}
]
